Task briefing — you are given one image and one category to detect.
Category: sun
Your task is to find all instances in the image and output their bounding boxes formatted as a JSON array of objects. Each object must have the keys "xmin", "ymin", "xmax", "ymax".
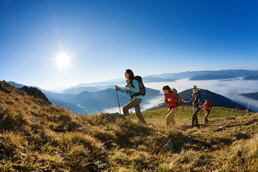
[{"xmin": 55, "ymin": 51, "xmax": 71, "ymax": 70}]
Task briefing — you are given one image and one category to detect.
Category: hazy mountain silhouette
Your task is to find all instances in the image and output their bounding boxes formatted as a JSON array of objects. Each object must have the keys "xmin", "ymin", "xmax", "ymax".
[
  {"xmin": 9, "ymin": 81, "xmax": 25, "ymax": 88},
  {"xmin": 148, "ymin": 69, "xmax": 258, "ymax": 81},
  {"xmin": 241, "ymin": 92, "xmax": 258, "ymax": 101},
  {"xmin": 61, "ymin": 78, "xmax": 174, "ymax": 94},
  {"xmin": 62, "ymin": 85, "xmax": 115, "ymax": 94},
  {"xmin": 189, "ymin": 74, "xmax": 235, "ymax": 80},
  {"xmin": 243, "ymin": 75, "xmax": 258, "ymax": 80},
  {"xmin": 45, "ymin": 88, "xmax": 162, "ymax": 114}
]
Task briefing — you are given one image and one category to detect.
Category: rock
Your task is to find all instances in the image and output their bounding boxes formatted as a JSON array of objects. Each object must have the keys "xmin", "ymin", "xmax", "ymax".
[
  {"xmin": 234, "ymin": 133, "xmax": 250, "ymax": 140},
  {"xmin": 18, "ymin": 86, "xmax": 51, "ymax": 106},
  {"xmin": 101, "ymin": 113, "xmax": 125, "ymax": 122},
  {"xmin": 196, "ymin": 156, "xmax": 206, "ymax": 166},
  {"xmin": 94, "ymin": 160, "xmax": 108, "ymax": 169},
  {"xmin": 0, "ymin": 81, "xmax": 16, "ymax": 93},
  {"xmin": 0, "ymin": 81, "xmax": 51, "ymax": 106},
  {"xmin": 216, "ymin": 126, "xmax": 225, "ymax": 131},
  {"xmin": 167, "ymin": 139, "xmax": 176, "ymax": 153},
  {"xmin": 29, "ymin": 118, "xmax": 36, "ymax": 123}
]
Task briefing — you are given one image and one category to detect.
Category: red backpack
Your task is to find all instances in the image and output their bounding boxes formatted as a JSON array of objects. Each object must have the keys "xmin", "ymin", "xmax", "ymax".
[{"xmin": 207, "ymin": 101, "xmax": 213, "ymax": 109}]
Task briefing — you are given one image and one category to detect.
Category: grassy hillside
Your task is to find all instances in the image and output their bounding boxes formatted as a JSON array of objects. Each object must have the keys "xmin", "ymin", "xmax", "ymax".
[{"xmin": 0, "ymin": 81, "xmax": 257, "ymax": 171}]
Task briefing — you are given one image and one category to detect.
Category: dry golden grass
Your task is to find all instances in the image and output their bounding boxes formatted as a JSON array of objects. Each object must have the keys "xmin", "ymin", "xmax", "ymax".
[{"xmin": 0, "ymin": 81, "xmax": 257, "ymax": 171}]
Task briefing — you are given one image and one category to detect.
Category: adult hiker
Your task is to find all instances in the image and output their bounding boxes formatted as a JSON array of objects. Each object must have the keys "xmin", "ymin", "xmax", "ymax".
[
  {"xmin": 115, "ymin": 69, "xmax": 147, "ymax": 124},
  {"xmin": 200, "ymin": 99, "xmax": 213, "ymax": 124},
  {"xmin": 182, "ymin": 85, "xmax": 203, "ymax": 128},
  {"xmin": 163, "ymin": 85, "xmax": 179, "ymax": 127}
]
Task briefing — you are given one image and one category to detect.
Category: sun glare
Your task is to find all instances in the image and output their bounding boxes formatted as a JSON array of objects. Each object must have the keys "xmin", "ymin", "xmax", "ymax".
[{"xmin": 55, "ymin": 51, "xmax": 71, "ymax": 70}]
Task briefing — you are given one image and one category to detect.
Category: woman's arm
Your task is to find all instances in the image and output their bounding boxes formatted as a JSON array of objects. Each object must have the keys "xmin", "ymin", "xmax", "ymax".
[
  {"xmin": 184, "ymin": 94, "xmax": 193, "ymax": 103},
  {"xmin": 118, "ymin": 86, "xmax": 127, "ymax": 93}
]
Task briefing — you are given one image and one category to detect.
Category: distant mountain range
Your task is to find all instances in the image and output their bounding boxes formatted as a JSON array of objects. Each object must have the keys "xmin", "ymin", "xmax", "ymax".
[
  {"xmin": 147, "ymin": 69, "xmax": 258, "ymax": 81},
  {"xmin": 241, "ymin": 92, "xmax": 258, "ymax": 101},
  {"xmin": 63, "ymin": 70, "xmax": 258, "ymax": 90},
  {"xmin": 151, "ymin": 89, "xmax": 247, "ymax": 110},
  {"xmin": 62, "ymin": 85, "xmax": 114, "ymax": 94},
  {"xmin": 9, "ymin": 81, "xmax": 162, "ymax": 114},
  {"xmin": 189, "ymin": 74, "xmax": 235, "ymax": 80},
  {"xmin": 45, "ymin": 88, "xmax": 161, "ymax": 114}
]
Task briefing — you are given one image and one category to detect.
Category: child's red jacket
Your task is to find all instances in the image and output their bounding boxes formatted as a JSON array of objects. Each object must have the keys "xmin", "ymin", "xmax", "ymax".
[
  {"xmin": 164, "ymin": 92, "xmax": 178, "ymax": 109},
  {"xmin": 201, "ymin": 101, "xmax": 213, "ymax": 112}
]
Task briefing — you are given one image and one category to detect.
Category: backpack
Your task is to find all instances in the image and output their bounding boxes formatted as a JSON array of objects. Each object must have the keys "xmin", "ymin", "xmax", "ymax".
[
  {"xmin": 170, "ymin": 88, "xmax": 181, "ymax": 106},
  {"xmin": 130, "ymin": 76, "xmax": 146, "ymax": 98}
]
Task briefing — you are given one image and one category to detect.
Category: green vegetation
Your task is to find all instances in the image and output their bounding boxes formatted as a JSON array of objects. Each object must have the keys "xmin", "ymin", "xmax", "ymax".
[
  {"xmin": 0, "ymin": 81, "xmax": 257, "ymax": 171},
  {"xmin": 131, "ymin": 106, "xmax": 247, "ymax": 119}
]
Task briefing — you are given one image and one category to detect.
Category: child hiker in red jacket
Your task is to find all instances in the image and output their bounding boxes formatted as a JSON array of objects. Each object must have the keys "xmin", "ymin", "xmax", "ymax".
[
  {"xmin": 163, "ymin": 85, "xmax": 179, "ymax": 127},
  {"xmin": 200, "ymin": 99, "xmax": 213, "ymax": 124}
]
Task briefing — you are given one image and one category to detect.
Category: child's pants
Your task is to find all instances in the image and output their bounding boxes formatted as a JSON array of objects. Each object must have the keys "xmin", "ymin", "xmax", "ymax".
[
  {"xmin": 204, "ymin": 110, "xmax": 210, "ymax": 124},
  {"xmin": 166, "ymin": 107, "xmax": 178, "ymax": 127}
]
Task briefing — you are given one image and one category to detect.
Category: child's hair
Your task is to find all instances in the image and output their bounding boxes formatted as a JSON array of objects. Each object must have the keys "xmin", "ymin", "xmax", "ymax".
[{"xmin": 162, "ymin": 85, "xmax": 171, "ymax": 92}]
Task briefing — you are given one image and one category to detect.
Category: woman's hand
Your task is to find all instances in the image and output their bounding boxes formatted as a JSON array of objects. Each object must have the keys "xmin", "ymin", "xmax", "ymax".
[
  {"xmin": 125, "ymin": 86, "xmax": 130, "ymax": 91},
  {"xmin": 115, "ymin": 85, "xmax": 119, "ymax": 90}
]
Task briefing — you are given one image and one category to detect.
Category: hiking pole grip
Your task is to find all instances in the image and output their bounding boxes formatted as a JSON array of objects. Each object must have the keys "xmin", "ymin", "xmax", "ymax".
[{"xmin": 116, "ymin": 89, "xmax": 121, "ymax": 114}]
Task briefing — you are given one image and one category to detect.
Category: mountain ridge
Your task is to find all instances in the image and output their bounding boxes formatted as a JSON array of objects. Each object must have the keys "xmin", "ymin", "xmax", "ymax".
[
  {"xmin": 243, "ymin": 75, "xmax": 258, "ymax": 80},
  {"xmin": 241, "ymin": 92, "xmax": 258, "ymax": 101},
  {"xmin": 58, "ymin": 69, "xmax": 258, "ymax": 92}
]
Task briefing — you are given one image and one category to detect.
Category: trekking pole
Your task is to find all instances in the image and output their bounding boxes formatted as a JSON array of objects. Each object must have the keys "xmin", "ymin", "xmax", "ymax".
[{"xmin": 116, "ymin": 89, "xmax": 121, "ymax": 114}]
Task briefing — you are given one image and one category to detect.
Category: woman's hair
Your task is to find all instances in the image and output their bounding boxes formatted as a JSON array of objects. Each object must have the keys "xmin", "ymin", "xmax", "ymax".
[
  {"xmin": 125, "ymin": 69, "xmax": 135, "ymax": 82},
  {"xmin": 162, "ymin": 85, "xmax": 171, "ymax": 92}
]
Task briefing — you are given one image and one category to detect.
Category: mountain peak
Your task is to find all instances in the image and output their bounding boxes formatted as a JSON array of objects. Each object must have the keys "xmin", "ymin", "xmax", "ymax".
[
  {"xmin": 0, "ymin": 80, "xmax": 16, "ymax": 93},
  {"xmin": 18, "ymin": 86, "xmax": 52, "ymax": 106},
  {"xmin": 1, "ymin": 81, "xmax": 51, "ymax": 106}
]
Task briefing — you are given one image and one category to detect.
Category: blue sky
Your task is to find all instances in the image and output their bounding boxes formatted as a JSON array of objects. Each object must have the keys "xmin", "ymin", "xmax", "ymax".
[{"xmin": 0, "ymin": 0, "xmax": 258, "ymax": 90}]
